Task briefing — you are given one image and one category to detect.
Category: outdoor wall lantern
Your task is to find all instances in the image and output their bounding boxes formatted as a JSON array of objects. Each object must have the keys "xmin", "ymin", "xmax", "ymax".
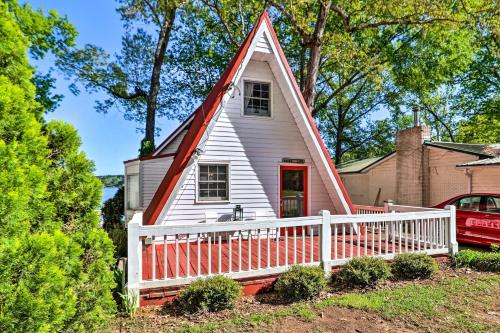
[{"xmin": 233, "ymin": 204, "xmax": 243, "ymax": 221}]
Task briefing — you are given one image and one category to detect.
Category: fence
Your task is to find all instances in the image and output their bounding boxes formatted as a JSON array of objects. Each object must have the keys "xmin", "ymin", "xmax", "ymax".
[{"xmin": 127, "ymin": 205, "xmax": 457, "ymax": 302}]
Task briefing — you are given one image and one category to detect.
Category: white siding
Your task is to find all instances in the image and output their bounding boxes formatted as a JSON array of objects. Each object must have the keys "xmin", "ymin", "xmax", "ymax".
[
  {"xmin": 140, "ymin": 157, "xmax": 173, "ymax": 208},
  {"xmin": 255, "ymin": 34, "xmax": 272, "ymax": 53},
  {"xmin": 157, "ymin": 129, "xmax": 187, "ymax": 155},
  {"xmin": 162, "ymin": 60, "xmax": 336, "ymax": 224}
]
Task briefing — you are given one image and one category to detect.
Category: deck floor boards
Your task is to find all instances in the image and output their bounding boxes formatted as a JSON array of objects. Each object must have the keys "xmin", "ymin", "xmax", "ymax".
[{"xmin": 141, "ymin": 232, "xmax": 412, "ymax": 281}]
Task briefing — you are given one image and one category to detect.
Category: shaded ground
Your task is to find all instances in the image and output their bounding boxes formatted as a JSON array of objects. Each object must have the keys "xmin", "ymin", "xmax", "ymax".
[{"xmin": 110, "ymin": 263, "xmax": 500, "ymax": 333}]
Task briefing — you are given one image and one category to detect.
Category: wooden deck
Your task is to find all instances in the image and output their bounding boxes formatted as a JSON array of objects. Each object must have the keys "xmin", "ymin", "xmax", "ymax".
[{"xmin": 142, "ymin": 233, "xmax": 402, "ymax": 281}]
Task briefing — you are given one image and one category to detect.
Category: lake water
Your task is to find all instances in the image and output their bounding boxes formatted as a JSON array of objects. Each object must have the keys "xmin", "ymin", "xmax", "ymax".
[{"xmin": 102, "ymin": 187, "xmax": 119, "ymax": 204}]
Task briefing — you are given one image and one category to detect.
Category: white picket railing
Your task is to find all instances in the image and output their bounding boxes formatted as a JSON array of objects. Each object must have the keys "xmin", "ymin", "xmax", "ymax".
[{"xmin": 127, "ymin": 206, "xmax": 457, "ymax": 302}]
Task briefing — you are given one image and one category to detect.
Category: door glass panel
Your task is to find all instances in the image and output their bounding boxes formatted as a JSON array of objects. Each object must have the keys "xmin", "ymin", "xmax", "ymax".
[
  {"xmin": 456, "ymin": 196, "xmax": 481, "ymax": 211},
  {"xmin": 485, "ymin": 196, "xmax": 500, "ymax": 214},
  {"xmin": 282, "ymin": 169, "xmax": 304, "ymax": 218}
]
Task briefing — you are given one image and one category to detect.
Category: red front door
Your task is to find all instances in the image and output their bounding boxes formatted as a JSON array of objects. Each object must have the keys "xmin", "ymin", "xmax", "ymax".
[{"xmin": 280, "ymin": 165, "xmax": 308, "ymax": 234}]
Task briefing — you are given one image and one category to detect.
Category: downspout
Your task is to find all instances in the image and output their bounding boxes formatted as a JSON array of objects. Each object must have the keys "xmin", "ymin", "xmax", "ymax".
[{"xmin": 465, "ymin": 168, "xmax": 472, "ymax": 193}]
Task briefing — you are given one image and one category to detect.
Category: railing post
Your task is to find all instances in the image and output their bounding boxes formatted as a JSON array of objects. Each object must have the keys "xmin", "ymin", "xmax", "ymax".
[
  {"xmin": 127, "ymin": 212, "xmax": 142, "ymax": 308},
  {"xmin": 319, "ymin": 210, "xmax": 332, "ymax": 275},
  {"xmin": 384, "ymin": 200, "xmax": 394, "ymax": 213},
  {"xmin": 446, "ymin": 205, "xmax": 458, "ymax": 255}
]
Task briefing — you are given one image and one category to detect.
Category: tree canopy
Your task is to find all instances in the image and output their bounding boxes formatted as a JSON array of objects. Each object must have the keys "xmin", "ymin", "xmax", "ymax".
[{"xmin": 57, "ymin": 0, "xmax": 499, "ymax": 162}]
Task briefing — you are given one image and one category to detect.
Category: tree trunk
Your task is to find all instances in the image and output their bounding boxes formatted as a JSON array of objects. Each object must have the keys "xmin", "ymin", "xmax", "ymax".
[
  {"xmin": 334, "ymin": 123, "xmax": 344, "ymax": 164},
  {"xmin": 299, "ymin": 42, "xmax": 306, "ymax": 90},
  {"xmin": 302, "ymin": 1, "xmax": 331, "ymax": 116},
  {"xmin": 143, "ymin": 7, "xmax": 177, "ymax": 152}
]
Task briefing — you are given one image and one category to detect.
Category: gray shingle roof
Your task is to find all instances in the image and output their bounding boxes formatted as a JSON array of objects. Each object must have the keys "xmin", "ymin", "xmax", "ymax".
[
  {"xmin": 336, "ymin": 153, "xmax": 395, "ymax": 173},
  {"xmin": 424, "ymin": 141, "xmax": 497, "ymax": 158},
  {"xmin": 457, "ymin": 156, "xmax": 500, "ymax": 167}
]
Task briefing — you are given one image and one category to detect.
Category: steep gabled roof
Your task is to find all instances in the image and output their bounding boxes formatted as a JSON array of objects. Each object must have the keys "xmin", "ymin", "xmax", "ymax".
[{"xmin": 143, "ymin": 11, "xmax": 353, "ymax": 225}]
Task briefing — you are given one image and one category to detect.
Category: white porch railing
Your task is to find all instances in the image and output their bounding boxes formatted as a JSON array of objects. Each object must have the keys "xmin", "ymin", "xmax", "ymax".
[{"xmin": 127, "ymin": 206, "xmax": 457, "ymax": 302}]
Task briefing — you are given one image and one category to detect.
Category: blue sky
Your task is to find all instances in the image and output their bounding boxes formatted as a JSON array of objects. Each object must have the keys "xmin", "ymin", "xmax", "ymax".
[
  {"xmin": 26, "ymin": 1, "xmax": 390, "ymax": 175},
  {"xmin": 27, "ymin": 0, "xmax": 181, "ymax": 175}
]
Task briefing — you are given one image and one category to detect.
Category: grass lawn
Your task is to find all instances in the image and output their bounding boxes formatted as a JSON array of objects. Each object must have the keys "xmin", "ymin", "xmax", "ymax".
[{"xmin": 111, "ymin": 270, "xmax": 500, "ymax": 333}]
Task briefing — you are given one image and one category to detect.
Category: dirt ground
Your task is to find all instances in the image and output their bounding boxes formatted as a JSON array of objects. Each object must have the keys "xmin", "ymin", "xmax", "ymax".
[
  {"xmin": 264, "ymin": 308, "xmax": 415, "ymax": 333},
  {"xmin": 110, "ymin": 263, "xmax": 500, "ymax": 333}
]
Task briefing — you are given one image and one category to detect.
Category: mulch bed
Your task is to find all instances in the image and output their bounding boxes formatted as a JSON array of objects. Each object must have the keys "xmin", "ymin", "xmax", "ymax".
[{"xmin": 110, "ymin": 259, "xmax": 493, "ymax": 333}]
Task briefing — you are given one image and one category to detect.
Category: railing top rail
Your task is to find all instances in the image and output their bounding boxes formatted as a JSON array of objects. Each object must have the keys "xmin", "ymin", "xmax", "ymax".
[
  {"xmin": 353, "ymin": 204, "xmax": 385, "ymax": 211},
  {"xmin": 387, "ymin": 204, "xmax": 444, "ymax": 212},
  {"xmin": 137, "ymin": 215, "xmax": 323, "ymax": 237},
  {"xmin": 331, "ymin": 210, "xmax": 451, "ymax": 224}
]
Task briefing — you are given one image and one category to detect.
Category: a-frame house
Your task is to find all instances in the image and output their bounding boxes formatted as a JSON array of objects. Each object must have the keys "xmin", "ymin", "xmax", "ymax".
[{"xmin": 124, "ymin": 11, "xmax": 354, "ymax": 226}]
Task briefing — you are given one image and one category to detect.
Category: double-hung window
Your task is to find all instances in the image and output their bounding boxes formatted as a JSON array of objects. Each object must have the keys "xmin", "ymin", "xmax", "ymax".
[
  {"xmin": 243, "ymin": 80, "xmax": 271, "ymax": 117},
  {"xmin": 198, "ymin": 164, "xmax": 229, "ymax": 201}
]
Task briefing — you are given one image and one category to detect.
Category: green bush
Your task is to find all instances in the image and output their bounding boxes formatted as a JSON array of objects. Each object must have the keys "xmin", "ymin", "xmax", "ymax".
[
  {"xmin": 177, "ymin": 276, "xmax": 242, "ymax": 313},
  {"xmin": 336, "ymin": 257, "xmax": 391, "ymax": 288},
  {"xmin": 454, "ymin": 249, "xmax": 500, "ymax": 272},
  {"xmin": 392, "ymin": 253, "xmax": 438, "ymax": 279},
  {"xmin": 274, "ymin": 265, "xmax": 327, "ymax": 302},
  {"xmin": 0, "ymin": 3, "xmax": 116, "ymax": 332}
]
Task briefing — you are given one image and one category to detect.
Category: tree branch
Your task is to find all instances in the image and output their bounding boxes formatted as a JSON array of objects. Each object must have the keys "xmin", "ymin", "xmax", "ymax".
[{"xmin": 202, "ymin": 0, "xmax": 241, "ymax": 48}]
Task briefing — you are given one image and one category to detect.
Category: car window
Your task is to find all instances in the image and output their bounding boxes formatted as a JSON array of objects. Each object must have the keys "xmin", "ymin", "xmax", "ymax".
[
  {"xmin": 484, "ymin": 196, "xmax": 500, "ymax": 214},
  {"xmin": 456, "ymin": 196, "xmax": 481, "ymax": 211}
]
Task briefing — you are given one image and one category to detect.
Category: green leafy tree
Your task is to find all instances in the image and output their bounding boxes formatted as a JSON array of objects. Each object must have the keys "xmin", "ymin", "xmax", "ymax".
[
  {"xmin": 169, "ymin": 0, "xmax": 493, "ymax": 162},
  {"xmin": 58, "ymin": 0, "xmax": 185, "ymax": 156},
  {"xmin": 456, "ymin": 114, "xmax": 500, "ymax": 143},
  {"xmin": 0, "ymin": 1, "xmax": 116, "ymax": 331}
]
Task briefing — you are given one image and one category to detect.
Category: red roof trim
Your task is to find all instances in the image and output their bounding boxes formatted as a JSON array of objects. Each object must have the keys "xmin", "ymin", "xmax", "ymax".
[
  {"xmin": 261, "ymin": 14, "xmax": 354, "ymax": 213},
  {"xmin": 144, "ymin": 10, "xmax": 353, "ymax": 225},
  {"xmin": 143, "ymin": 11, "xmax": 267, "ymax": 225}
]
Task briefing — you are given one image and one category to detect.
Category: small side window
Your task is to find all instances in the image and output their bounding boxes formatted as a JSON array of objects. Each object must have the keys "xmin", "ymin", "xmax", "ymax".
[
  {"xmin": 485, "ymin": 196, "xmax": 500, "ymax": 214},
  {"xmin": 126, "ymin": 174, "xmax": 139, "ymax": 209},
  {"xmin": 456, "ymin": 196, "xmax": 481, "ymax": 211}
]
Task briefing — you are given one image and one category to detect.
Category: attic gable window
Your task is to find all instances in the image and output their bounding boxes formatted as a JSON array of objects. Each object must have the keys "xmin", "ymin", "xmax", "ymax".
[
  {"xmin": 198, "ymin": 164, "xmax": 229, "ymax": 201},
  {"xmin": 243, "ymin": 81, "xmax": 271, "ymax": 117}
]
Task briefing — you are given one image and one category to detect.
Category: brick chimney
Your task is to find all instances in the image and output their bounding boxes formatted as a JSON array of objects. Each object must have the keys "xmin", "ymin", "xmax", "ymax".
[{"xmin": 395, "ymin": 124, "xmax": 431, "ymax": 206}]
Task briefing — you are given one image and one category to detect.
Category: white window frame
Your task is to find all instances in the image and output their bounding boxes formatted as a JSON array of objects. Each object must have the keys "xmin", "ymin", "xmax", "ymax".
[
  {"xmin": 126, "ymin": 173, "xmax": 140, "ymax": 210},
  {"xmin": 241, "ymin": 78, "xmax": 273, "ymax": 119},
  {"xmin": 195, "ymin": 161, "xmax": 231, "ymax": 203}
]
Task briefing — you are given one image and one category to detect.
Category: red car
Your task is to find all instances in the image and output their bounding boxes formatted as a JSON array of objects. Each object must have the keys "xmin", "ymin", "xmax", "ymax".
[{"xmin": 433, "ymin": 193, "xmax": 500, "ymax": 246}]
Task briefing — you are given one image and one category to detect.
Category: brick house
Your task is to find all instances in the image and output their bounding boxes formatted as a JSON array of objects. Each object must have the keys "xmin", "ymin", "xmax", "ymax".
[{"xmin": 337, "ymin": 125, "xmax": 500, "ymax": 207}]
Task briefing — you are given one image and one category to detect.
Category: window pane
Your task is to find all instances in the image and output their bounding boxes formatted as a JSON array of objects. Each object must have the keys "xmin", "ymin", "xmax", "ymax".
[
  {"xmin": 457, "ymin": 196, "xmax": 481, "ymax": 211},
  {"xmin": 485, "ymin": 196, "xmax": 500, "ymax": 213},
  {"xmin": 198, "ymin": 164, "xmax": 228, "ymax": 201},
  {"xmin": 244, "ymin": 81, "xmax": 270, "ymax": 117}
]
